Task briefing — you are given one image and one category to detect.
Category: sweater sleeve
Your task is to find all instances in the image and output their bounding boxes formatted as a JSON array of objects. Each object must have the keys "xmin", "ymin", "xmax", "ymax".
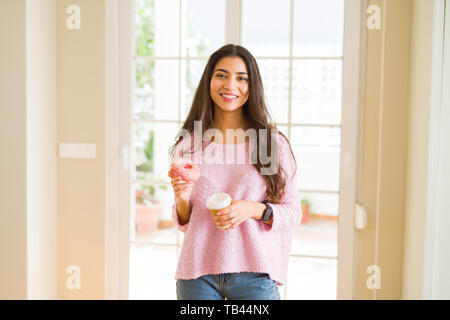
[
  {"xmin": 263, "ymin": 134, "xmax": 302, "ymax": 233},
  {"xmin": 172, "ymin": 198, "xmax": 191, "ymax": 233}
]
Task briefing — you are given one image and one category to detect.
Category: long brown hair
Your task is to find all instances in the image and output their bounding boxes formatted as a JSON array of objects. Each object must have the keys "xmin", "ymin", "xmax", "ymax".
[{"xmin": 169, "ymin": 44, "xmax": 297, "ymax": 203}]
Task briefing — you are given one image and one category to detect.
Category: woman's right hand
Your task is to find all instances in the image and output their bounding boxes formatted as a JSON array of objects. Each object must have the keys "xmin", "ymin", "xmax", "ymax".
[{"xmin": 169, "ymin": 167, "xmax": 193, "ymax": 204}]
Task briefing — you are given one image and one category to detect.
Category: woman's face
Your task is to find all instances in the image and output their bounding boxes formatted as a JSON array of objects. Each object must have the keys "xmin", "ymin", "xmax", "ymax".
[{"xmin": 210, "ymin": 56, "xmax": 250, "ymax": 112}]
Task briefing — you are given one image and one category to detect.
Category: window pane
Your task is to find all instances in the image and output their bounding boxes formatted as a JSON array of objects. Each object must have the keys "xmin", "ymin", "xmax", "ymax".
[
  {"xmin": 129, "ymin": 245, "xmax": 177, "ymax": 299},
  {"xmin": 135, "ymin": 121, "xmax": 179, "ymax": 179},
  {"xmin": 135, "ymin": 58, "xmax": 154, "ymax": 120},
  {"xmin": 182, "ymin": 59, "xmax": 207, "ymax": 120},
  {"xmin": 184, "ymin": 0, "xmax": 225, "ymax": 57},
  {"xmin": 136, "ymin": 0, "xmax": 180, "ymax": 57},
  {"xmin": 242, "ymin": 0, "xmax": 290, "ymax": 56},
  {"xmin": 291, "ymin": 126, "xmax": 340, "ymax": 191},
  {"xmin": 135, "ymin": 59, "xmax": 179, "ymax": 121},
  {"xmin": 287, "ymin": 256, "xmax": 337, "ymax": 299},
  {"xmin": 136, "ymin": 0, "xmax": 156, "ymax": 56},
  {"xmin": 292, "ymin": 60, "xmax": 342, "ymax": 125},
  {"xmin": 134, "ymin": 121, "xmax": 179, "ymax": 239},
  {"xmin": 293, "ymin": 0, "xmax": 344, "ymax": 57},
  {"xmin": 299, "ymin": 192, "xmax": 339, "ymax": 216},
  {"xmin": 154, "ymin": 60, "xmax": 179, "ymax": 120},
  {"xmin": 291, "ymin": 126, "xmax": 340, "ymax": 147},
  {"xmin": 292, "ymin": 216, "xmax": 338, "ymax": 257},
  {"xmin": 155, "ymin": 0, "xmax": 180, "ymax": 56},
  {"xmin": 277, "ymin": 125, "xmax": 289, "ymax": 137},
  {"xmin": 258, "ymin": 59, "xmax": 289, "ymax": 124}
]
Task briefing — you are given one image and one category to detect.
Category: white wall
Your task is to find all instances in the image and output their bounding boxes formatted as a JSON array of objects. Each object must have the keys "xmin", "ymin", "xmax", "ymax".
[{"xmin": 0, "ymin": 0, "xmax": 28, "ymax": 300}]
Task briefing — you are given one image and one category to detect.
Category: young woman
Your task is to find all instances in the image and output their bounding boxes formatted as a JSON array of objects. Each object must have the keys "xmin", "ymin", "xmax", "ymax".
[{"xmin": 168, "ymin": 44, "xmax": 302, "ymax": 300}]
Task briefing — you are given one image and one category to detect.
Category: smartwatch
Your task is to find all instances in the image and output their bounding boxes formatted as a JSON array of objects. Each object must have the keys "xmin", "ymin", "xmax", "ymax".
[{"xmin": 261, "ymin": 200, "xmax": 273, "ymax": 221}]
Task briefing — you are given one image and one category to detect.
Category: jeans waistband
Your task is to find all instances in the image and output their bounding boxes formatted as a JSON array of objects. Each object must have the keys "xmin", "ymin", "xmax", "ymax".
[{"xmin": 217, "ymin": 273, "xmax": 232, "ymax": 284}]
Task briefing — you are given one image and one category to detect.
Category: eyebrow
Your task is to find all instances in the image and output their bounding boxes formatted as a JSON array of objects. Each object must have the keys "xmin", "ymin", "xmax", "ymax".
[{"xmin": 214, "ymin": 68, "xmax": 248, "ymax": 75}]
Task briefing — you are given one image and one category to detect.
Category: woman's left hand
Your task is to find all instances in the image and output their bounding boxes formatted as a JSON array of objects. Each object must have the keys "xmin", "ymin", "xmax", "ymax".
[{"xmin": 213, "ymin": 200, "xmax": 264, "ymax": 231}]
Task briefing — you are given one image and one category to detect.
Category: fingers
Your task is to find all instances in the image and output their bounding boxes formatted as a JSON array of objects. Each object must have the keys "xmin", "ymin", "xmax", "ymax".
[
  {"xmin": 172, "ymin": 177, "xmax": 193, "ymax": 198},
  {"xmin": 171, "ymin": 176, "xmax": 188, "ymax": 187},
  {"xmin": 173, "ymin": 182, "xmax": 192, "ymax": 192},
  {"xmin": 217, "ymin": 206, "xmax": 231, "ymax": 216},
  {"xmin": 213, "ymin": 205, "xmax": 250, "ymax": 230},
  {"xmin": 224, "ymin": 216, "xmax": 247, "ymax": 231},
  {"xmin": 214, "ymin": 211, "xmax": 233, "ymax": 223},
  {"xmin": 174, "ymin": 183, "xmax": 191, "ymax": 193},
  {"xmin": 214, "ymin": 213, "xmax": 243, "ymax": 230},
  {"xmin": 213, "ymin": 210, "xmax": 236, "ymax": 228},
  {"xmin": 214, "ymin": 217, "xmax": 234, "ymax": 229},
  {"xmin": 215, "ymin": 205, "xmax": 232, "ymax": 220}
]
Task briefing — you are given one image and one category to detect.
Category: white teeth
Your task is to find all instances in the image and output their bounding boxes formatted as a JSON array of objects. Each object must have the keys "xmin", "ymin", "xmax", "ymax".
[{"xmin": 221, "ymin": 94, "xmax": 237, "ymax": 99}]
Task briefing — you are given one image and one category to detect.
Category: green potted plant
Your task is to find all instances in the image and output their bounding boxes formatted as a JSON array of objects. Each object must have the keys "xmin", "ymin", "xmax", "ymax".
[{"xmin": 300, "ymin": 198, "xmax": 310, "ymax": 224}]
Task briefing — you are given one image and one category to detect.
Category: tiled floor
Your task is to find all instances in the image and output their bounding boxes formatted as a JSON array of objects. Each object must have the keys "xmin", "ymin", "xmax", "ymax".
[{"xmin": 129, "ymin": 217, "xmax": 338, "ymax": 300}]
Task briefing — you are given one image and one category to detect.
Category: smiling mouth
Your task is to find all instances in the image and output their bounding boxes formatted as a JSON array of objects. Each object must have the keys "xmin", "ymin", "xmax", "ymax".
[{"xmin": 220, "ymin": 93, "xmax": 238, "ymax": 99}]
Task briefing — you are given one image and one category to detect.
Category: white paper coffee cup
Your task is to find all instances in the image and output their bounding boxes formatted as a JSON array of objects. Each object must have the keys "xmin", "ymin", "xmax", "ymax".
[{"xmin": 206, "ymin": 193, "xmax": 231, "ymax": 229}]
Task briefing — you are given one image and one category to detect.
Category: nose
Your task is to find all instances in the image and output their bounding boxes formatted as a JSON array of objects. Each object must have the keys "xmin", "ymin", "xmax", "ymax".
[{"xmin": 223, "ymin": 76, "xmax": 237, "ymax": 91}]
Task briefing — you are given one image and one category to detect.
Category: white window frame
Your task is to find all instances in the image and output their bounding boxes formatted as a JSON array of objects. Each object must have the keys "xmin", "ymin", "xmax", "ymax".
[
  {"xmin": 423, "ymin": 0, "xmax": 449, "ymax": 300},
  {"xmin": 105, "ymin": 0, "xmax": 135, "ymax": 299},
  {"xmin": 106, "ymin": 0, "xmax": 365, "ymax": 300},
  {"xmin": 338, "ymin": 0, "xmax": 365, "ymax": 300}
]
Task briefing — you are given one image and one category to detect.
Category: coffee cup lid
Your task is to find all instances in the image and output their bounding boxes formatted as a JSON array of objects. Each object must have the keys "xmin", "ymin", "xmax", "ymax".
[{"xmin": 206, "ymin": 193, "xmax": 231, "ymax": 210}]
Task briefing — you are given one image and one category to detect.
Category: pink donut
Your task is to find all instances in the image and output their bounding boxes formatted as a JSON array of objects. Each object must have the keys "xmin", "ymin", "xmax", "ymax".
[{"xmin": 170, "ymin": 157, "xmax": 200, "ymax": 182}]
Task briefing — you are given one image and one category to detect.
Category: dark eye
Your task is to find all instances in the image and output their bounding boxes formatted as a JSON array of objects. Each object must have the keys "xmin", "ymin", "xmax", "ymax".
[
  {"xmin": 215, "ymin": 73, "xmax": 226, "ymax": 79},
  {"xmin": 238, "ymin": 77, "xmax": 248, "ymax": 81}
]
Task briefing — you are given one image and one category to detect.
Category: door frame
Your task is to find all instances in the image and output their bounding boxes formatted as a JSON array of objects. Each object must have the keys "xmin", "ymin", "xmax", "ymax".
[
  {"xmin": 105, "ymin": 0, "xmax": 134, "ymax": 300},
  {"xmin": 337, "ymin": 0, "xmax": 366, "ymax": 300},
  {"xmin": 423, "ymin": 0, "xmax": 449, "ymax": 300}
]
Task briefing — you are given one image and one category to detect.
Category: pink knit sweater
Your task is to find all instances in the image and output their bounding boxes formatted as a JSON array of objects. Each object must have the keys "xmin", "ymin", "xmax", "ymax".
[{"xmin": 171, "ymin": 133, "xmax": 302, "ymax": 286}]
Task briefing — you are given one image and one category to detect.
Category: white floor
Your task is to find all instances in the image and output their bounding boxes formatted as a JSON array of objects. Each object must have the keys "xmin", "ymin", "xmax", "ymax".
[{"xmin": 129, "ymin": 218, "xmax": 337, "ymax": 300}]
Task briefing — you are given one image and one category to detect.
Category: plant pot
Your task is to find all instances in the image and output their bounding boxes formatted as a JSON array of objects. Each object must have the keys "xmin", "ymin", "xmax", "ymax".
[
  {"xmin": 300, "ymin": 203, "xmax": 310, "ymax": 224},
  {"xmin": 135, "ymin": 202, "xmax": 161, "ymax": 232}
]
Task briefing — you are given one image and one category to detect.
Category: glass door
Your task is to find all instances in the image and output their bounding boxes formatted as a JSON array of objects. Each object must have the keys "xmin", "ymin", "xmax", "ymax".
[{"xmin": 128, "ymin": 0, "xmax": 359, "ymax": 299}]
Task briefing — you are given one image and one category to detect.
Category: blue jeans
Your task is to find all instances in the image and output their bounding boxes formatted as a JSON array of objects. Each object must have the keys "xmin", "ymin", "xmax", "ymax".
[{"xmin": 176, "ymin": 272, "xmax": 280, "ymax": 300}]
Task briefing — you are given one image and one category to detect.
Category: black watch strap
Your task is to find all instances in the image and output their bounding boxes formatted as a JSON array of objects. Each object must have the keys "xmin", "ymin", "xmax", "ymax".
[{"xmin": 261, "ymin": 200, "xmax": 273, "ymax": 221}]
